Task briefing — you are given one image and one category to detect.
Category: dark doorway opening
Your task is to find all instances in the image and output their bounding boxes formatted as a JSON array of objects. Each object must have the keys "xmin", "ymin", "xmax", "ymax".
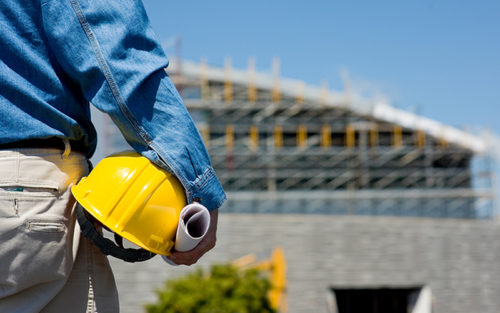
[{"xmin": 331, "ymin": 287, "xmax": 422, "ymax": 313}]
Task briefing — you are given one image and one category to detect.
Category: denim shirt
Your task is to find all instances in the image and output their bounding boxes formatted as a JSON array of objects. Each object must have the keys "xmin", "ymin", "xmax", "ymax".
[{"xmin": 0, "ymin": 0, "xmax": 226, "ymax": 210}]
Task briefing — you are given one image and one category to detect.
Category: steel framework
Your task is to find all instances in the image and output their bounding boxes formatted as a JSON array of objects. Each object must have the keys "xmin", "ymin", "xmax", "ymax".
[
  {"xmin": 163, "ymin": 59, "xmax": 496, "ymax": 218},
  {"xmin": 93, "ymin": 59, "xmax": 496, "ymax": 218}
]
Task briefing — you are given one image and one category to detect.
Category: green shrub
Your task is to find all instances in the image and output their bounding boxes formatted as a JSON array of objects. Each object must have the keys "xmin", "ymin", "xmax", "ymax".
[{"xmin": 145, "ymin": 263, "xmax": 276, "ymax": 313}]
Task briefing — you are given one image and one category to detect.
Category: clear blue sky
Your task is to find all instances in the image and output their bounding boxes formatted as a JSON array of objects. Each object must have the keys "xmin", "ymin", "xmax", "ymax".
[{"xmin": 142, "ymin": 0, "xmax": 500, "ymax": 134}]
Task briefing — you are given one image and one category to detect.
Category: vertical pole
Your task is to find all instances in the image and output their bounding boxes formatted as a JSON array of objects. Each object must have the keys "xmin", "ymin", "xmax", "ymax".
[
  {"xmin": 226, "ymin": 125, "xmax": 234, "ymax": 150},
  {"xmin": 272, "ymin": 57, "xmax": 281, "ymax": 103},
  {"xmin": 274, "ymin": 125, "xmax": 283, "ymax": 150},
  {"xmin": 297, "ymin": 124, "xmax": 307, "ymax": 149},
  {"xmin": 321, "ymin": 124, "xmax": 332, "ymax": 149},
  {"xmin": 248, "ymin": 57, "xmax": 257, "ymax": 102},
  {"xmin": 250, "ymin": 125, "xmax": 259, "ymax": 152},
  {"xmin": 392, "ymin": 125, "xmax": 402, "ymax": 147},
  {"xmin": 346, "ymin": 124, "xmax": 355, "ymax": 148},
  {"xmin": 438, "ymin": 137, "xmax": 448, "ymax": 149},
  {"xmin": 226, "ymin": 124, "xmax": 234, "ymax": 170},
  {"xmin": 224, "ymin": 57, "xmax": 233, "ymax": 102},
  {"xmin": 370, "ymin": 124, "xmax": 379, "ymax": 148},
  {"xmin": 416, "ymin": 130, "xmax": 426, "ymax": 148}
]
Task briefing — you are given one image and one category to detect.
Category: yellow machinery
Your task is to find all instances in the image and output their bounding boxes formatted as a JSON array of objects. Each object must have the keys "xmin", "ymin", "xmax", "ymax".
[{"xmin": 233, "ymin": 247, "xmax": 287, "ymax": 312}]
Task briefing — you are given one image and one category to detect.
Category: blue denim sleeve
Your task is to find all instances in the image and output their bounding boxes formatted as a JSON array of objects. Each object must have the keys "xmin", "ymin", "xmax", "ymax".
[{"xmin": 40, "ymin": 0, "xmax": 226, "ymax": 210}]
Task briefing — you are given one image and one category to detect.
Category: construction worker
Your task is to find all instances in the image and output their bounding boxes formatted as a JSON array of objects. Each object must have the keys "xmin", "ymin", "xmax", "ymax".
[{"xmin": 0, "ymin": 0, "xmax": 226, "ymax": 312}]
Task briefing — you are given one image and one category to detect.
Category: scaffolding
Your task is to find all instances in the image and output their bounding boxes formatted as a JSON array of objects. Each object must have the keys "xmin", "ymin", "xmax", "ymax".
[
  {"xmin": 164, "ymin": 59, "xmax": 497, "ymax": 218},
  {"xmin": 165, "ymin": 59, "xmax": 495, "ymax": 218}
]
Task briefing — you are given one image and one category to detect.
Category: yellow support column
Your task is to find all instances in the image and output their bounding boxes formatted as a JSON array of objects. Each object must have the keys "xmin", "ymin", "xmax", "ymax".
[
  {"xmin": 297, "ymin": 124, "xmax": 307, "ymax": 149},
  {"xmin": 248, "ymin": 57, "xmax": 257, "ymax": 102},
  {"xmin": 346, "ymin": 124, "xmax": 355, "ymax": 148},
  {"xmin": 272, "ymin": 57, "xmax": 281, "ymax": 103},
  {"xmin": 226, "ymin": 125, "xmax": 234, "ymax": 150},
  {"xmin": 438, "ymin": 137, "xmax": 448, "ymax": 149},
  {"xmin": 392, "ymin": 125, "xmax": 402, "ymax": 147},
  {"xmin": 274, "ymin": 125, "xmax": 283, "ymax": 150},
  {"xmin": 370, "ymin": 125, "xmax": 379, "ymax": 148},
  {"xmin": 249, "ymin": 125, "xmax": 259, "ymax": 152},
  {"xmin": 416, "ymin": 130, "xmax": 426, "ymax": 148},
  {"xmin": 321, "ymin": 124, "xmax": 332, "ymax": 149},
  {"xmin": 225, "ymin": 125, "xmax": 235, "ymax": 171},
  {"xmin": 224, "ymin": 57, "xmax": 233, "ymax": 102}
]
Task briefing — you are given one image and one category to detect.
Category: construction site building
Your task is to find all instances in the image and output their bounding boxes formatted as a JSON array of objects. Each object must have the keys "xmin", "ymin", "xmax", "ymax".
[
  {"xmin": 166, "ymin": 58, "xmax": 496, "ymax": 219},
  {"xmin": 92, "ymin": 59, "xmax": 500, "ymax": 313}
]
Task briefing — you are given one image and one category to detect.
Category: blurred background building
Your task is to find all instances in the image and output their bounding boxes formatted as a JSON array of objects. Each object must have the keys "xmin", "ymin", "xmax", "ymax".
[{"xmin": 93, "ymin": 59, "xmax": 500, "ymax": 313}]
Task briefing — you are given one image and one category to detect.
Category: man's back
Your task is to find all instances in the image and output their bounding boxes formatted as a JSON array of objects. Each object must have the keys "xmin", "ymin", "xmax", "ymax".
[{"xmin": 0, "ymin": 0, "xmax": 95, "ymax": 153}]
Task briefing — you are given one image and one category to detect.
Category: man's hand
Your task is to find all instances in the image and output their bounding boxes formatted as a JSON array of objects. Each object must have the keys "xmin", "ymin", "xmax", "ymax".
[{"xmin": 165, "ymin": 208, "xmax": 218, "ymax": 266}]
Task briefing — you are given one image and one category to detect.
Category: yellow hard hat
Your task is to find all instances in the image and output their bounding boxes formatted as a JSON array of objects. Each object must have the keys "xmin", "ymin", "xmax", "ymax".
[{"xmin": 72, "ymin": 151, "xmax": 187, "ymax": 262}]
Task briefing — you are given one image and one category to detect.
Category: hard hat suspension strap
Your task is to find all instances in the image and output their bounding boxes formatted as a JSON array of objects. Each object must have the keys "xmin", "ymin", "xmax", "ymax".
[{"xmin": 75, "ymin": 203, "xmax": 156, "ymax": 263}]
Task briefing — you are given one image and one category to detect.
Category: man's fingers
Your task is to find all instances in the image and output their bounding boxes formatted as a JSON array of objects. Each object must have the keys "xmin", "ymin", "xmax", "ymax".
[
  {"xmin": 168, "ymin": 236, "xmax": 215, "ymax": 265},
  {"xmin": 165, "ymin": 209, "xmax": 219, "ymax": 266}
]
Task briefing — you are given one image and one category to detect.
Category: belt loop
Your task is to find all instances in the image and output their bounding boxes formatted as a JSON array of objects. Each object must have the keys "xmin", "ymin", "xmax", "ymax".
[{"xmin": 62, "ymin": 138, "xmax": 71, "ymax": 159}]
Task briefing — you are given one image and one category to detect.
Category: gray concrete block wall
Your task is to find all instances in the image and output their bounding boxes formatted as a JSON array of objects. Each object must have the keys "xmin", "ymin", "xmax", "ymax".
[{"xmin": 110, "ymin": 214, "xmax": 500, "ymax": 313}]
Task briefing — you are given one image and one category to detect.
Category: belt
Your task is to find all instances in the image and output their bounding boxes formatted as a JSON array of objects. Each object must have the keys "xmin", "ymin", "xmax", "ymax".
[{"xmin": 0, "ymin": 138, "xmax": 87, "ymax": 154}]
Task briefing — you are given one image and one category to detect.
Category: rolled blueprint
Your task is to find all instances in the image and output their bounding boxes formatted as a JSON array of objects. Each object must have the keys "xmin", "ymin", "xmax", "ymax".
[{"xmin": 162, "ymin": 202, "xmax": 211, "ymax": 265}]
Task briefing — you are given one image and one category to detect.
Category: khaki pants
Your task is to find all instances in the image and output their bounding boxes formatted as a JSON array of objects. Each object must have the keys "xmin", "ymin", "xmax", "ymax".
[{"xmin": 0, "ymin": 149, "xmax": 119, "ymax": 313}]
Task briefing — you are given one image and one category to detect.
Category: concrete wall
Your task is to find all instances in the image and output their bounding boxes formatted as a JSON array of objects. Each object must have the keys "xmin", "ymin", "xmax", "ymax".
[{"xmin": 110, "ymin": 214, "xmax": 500, "ymax": 313}]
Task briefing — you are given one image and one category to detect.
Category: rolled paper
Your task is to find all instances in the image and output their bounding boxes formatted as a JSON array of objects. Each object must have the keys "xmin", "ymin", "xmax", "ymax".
[{"xmin": 162, "ymin": 202, "xmax": 211, "ymax": 265}]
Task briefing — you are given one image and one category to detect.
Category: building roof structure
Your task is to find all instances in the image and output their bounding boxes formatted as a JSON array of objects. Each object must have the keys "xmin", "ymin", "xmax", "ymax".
[{"xmin": 169, "ymin": 59, "xmax": 487, "ymax": 154}]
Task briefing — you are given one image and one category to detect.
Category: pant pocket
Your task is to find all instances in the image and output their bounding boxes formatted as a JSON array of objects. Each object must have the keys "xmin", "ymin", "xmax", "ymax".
[
  {"xmin": 27, "ymin": 220, "xmax": 66, "ymax": 233},
  {"xmin": 0, "ymin": 193, "xmax": 73, "ymax": 299}
]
